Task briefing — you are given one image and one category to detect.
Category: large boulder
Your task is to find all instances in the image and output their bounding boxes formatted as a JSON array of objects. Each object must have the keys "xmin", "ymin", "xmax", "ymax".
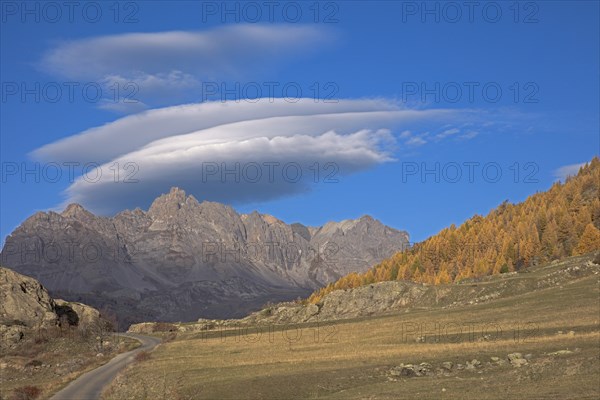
[
  {"xmin": 54, "ymin": 299, "xmax": 101, "ymax": 329},
  {"xmin": 0, "ymin": 267, "xmax": 57, "ymax": 328},
  {"xmin": 0, "ymin": 267, "xmax": 102, "ymax": 348},
  {"xmin": 128, "ymin": 322, "xmax": 159, "ymax": 334},
  {"xmin": 0, "ymin": 267, "xmax": 58, "ymax": 347}
]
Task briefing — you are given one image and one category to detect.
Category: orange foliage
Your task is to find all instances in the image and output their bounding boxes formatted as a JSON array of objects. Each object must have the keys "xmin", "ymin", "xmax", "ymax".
[{"xmin": 309, "ymin": 157, "xmax": 600, "ymax": 303}]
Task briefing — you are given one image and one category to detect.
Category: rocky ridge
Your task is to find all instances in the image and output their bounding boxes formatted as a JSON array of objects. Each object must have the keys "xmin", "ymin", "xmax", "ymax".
[{"xmin": 1, "ymin": 187, "xmax": 408, "ymax": 327}]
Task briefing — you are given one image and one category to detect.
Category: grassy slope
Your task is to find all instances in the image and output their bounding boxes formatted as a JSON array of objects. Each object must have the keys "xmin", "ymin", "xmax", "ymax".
[{"xmin": 102, "ymin": 254, "xmax": 599, "ymax": 400}]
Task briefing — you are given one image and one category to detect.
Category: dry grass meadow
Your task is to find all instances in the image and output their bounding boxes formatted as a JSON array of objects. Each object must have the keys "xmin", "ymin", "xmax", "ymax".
[{"xmin": 102, "ymin": 257, "xmax": 600, "ymax": 400}]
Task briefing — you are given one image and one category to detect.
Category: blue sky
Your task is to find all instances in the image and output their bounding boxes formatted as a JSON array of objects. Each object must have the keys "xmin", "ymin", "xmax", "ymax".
[{"xmin": 1, "ymin": 1, "xmax": 598, "ymax": 244}]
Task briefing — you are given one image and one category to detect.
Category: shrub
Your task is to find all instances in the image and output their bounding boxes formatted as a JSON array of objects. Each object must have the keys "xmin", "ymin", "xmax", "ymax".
[
  {"xmin": 24, "ymin": 360, "xmax": 43, "ymax": 368},
  {"xmin": 33, "ymin": 336, "xmax": 48, "ymax": 345},
  {"xmin": 134, "ymin": 350, "xmax": 151, "ymax": 362},
  {"xmin": 162, "ymin": 332, "xmax": 177, "ymax": 343},
  {"xmin": 262, "ymin": 308, "xmax": 273, "ymax": 316},
  {"xmin": 11, "ymin": 386, "xmax": 41, "ymax": 400},
  {"xmin": 153, "ymin": 322, "xmax": 177, "ymax": 332}
]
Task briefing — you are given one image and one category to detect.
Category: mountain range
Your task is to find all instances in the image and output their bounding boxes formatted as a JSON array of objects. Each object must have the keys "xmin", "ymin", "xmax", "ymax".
[{"xmin": 1, "ymin": 187, "xmax": 408, "ymax": 328}]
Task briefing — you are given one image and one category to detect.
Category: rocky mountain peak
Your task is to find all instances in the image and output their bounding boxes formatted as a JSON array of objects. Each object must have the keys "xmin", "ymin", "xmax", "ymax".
[
  {"xmin": 148, "ymin": 187, "xmax": 193, "ymax": 218},
  {"xmin": 1, "ymin": 191, "xmax": 409, "ymax": 326},
  {"xmin": 261, "ymin": 214, "xmax": 282, "ymax": 225},
  {"xmin": 61, "ymin": 203, "xmax": 93, "ymax": 219},
  {"xmin": 163, "ymin": 187, "xmax": 187, "ymax": 203}
]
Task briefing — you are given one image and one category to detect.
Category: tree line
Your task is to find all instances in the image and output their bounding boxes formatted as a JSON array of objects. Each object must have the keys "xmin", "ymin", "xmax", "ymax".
[{"xmin": 309, "ymin": 157, "xmax": 600, "ymax": 303}]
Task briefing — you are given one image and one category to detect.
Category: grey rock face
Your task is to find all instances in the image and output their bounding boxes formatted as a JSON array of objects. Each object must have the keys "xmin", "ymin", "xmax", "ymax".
[
  {"xmin": 1, "ymin": 187, "xmax": 408, "ymax": 327},
  {"xmin": 0, "ymin": 267, "xmax": 101, "ymax": 348},
  {"xmin": 0, "ymin": 267, "xmax": 57, "ymax": 329}
]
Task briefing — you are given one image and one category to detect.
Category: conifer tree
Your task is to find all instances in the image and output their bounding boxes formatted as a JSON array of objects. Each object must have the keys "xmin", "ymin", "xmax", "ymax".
[{"xmin": 574, "ymin": 223, "xmax": 600, "ymax": 255}]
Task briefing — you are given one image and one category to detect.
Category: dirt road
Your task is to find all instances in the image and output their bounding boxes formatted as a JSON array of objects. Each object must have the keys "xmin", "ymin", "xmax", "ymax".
[{"xmin": 50, "ymin": 333, "xmax": 161, "ymax": 400}]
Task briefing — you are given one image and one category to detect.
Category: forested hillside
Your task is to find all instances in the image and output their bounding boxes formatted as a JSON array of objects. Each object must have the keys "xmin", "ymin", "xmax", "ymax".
[{"xmin": 309, "ymin": 157, "xmax": 600, "ymax": 303}]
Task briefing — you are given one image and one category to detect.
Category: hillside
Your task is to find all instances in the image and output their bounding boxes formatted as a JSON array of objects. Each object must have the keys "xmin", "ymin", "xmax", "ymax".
[
  {"xmin": 127, "ymin": 252, "xmax": 600, "ymax": 331},
  {"xmin": 113, "ymin": 254, "xmax": 600, "ymax": 399},
  {"xmin": 309, "ymin": 157, "xmax": 600, "ymax": 303},
  {"xmin": 0, "ymin": 188, "xmax": 408, "ymax": 328}
]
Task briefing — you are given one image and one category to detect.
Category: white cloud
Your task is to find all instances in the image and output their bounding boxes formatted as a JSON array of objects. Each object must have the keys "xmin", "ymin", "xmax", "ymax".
[
  {"xmin": 40, "ymin": 25, "xmax": 334, "ymax": 110},
  {"xmin": 32, "ymin": 99, "xmax": 465, "ymax": 164},
  {"xmin": 406, "ymin": 136, "xmax": 427, "ymax": 146},
  {"xmin": 435, "ymin": 127, "xmax": 460, "ymax": 140},
  {"xmin": 97, "ymin": 99, "xmax": 149, "ymax": 114},
  {"xmin": 63, "ymin": 129, "xmax": 396, "ymax": 213},
  {"xmin": 553, "ymin": 162, "xmax": 587, "ymax": 181},
  {"xmin": 30, "ymin": 99, "xmax": 484, "ymax": 213},
  {"xmin": 42, "ymin": 25, "xmax": 331, "ymax": 80},
  {"xmin": 100, "ymin": 70, "xmax": 200, "ymax": 102},
  {"xmin": 459, "ymin": 130, "xmax": 479, "ymax": 140}
]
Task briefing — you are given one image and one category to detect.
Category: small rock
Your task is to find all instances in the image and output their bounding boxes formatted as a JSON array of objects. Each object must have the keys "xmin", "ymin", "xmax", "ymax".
[
  {"xmin": 441, "ymin": 361, "xmax": 453, "ymax": 371},
  {"xmin": 524, "ymin": 354, "xmax": 533, "ymax": 360},
  {"xmin": 466, "ymin": 359, "xmax": 481, "ymax": 370},
  {"xmin": 490, "ymin": 356, "xmax": 500, "ymax": 362},
  {"xmin": 442, "ymin": 388, "xmax": 446, "ymax": 392},
  {"xmin": 548, "ymin": 350, "xmax": 573, "ymax": 356},
  {"xmin": 390, "ymin": 363, "xmax": 424, "ymax": 377},
  {"xmin": 566, "ymin": 331, "xmax": 575, "ymax": 337},
  {"xmin": 507, "ymin": 353, "xmax": 528, "ymax": 367},
  {"xmin": 511, "ymin": 358, "xmax": 528, "ymax": 367},
  {"xmin": 96, "ymin": 353, "xmax": 104, "ymax": 357},
  {"xmin": 402, "ymin": 365, "xmax": 420, "ymax": 377}
]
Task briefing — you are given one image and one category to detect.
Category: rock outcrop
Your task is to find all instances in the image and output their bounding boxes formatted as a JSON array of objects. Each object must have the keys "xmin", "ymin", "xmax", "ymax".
[
  {"xmin": 54, "ymin": 299, "xmax": 101, "ymax": 330},
  {"xmin": 0, "ymin": 267, "xmax": 101, "ymax": 348},
  {"xmin": 0, "ymin": 267, "xmax": 57, "ymax": 329}
]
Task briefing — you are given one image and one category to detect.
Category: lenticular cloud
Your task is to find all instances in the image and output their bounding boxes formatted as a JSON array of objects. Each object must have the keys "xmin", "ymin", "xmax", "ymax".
[{"xmin": 31, "ymin": 99, "xmax": 472, "ymax": 213}]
